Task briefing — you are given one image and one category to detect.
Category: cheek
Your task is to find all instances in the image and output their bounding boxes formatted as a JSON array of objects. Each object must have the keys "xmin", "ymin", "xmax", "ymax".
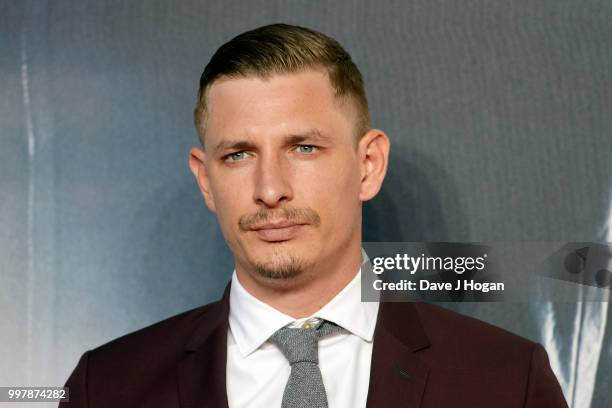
[
  {"xmin": 208, "ymin": 175, "xmax": 249, "ymax": 232},
  {"xmin": 299, "ymin": 159, "xmax": 361, "ymax": 218}
]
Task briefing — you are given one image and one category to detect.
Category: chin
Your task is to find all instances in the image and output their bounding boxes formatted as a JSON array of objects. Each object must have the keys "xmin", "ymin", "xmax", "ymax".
[{"xmin": 247, "ymin": 242, "xmax": 314, "ymax": 280}]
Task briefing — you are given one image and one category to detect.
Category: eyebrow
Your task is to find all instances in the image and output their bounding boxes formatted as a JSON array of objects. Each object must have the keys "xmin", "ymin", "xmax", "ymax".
[{"xmin": 212, "ymin": 129, "xmax": 331, "ymax": 155}]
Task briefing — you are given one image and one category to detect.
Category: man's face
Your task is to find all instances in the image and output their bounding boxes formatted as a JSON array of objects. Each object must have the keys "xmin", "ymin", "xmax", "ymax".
[{"xmin": 191, "ymin": 70, "xmax": 368, "ymax": 282}]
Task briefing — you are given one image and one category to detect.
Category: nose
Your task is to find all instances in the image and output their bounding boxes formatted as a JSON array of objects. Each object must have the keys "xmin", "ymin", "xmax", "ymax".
[{"xmin": 253, "ymin": 154, "xmax": 293, "ymax": 208}]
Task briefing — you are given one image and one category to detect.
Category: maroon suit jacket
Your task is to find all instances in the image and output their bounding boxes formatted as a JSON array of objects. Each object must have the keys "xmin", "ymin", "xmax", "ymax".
[{"xmin": 61, "ymin": 284, "xmax": 568, "ymax": 407}]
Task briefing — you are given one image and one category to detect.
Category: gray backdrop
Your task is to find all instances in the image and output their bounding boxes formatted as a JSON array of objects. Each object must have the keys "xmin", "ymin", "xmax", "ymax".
[{"xmin": 1, "ymin": 1, "xmax": 611, "ymax": 407}]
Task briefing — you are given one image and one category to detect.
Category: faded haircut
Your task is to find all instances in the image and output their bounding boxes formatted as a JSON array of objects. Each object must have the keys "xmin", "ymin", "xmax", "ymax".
[{"xmin": 193, "ymin": 23, "xmax": 371, "ymax": 145}]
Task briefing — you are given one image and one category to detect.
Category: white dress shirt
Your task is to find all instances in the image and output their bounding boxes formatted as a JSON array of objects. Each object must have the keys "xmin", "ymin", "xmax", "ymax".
[{"xmin": 226, "ymin": 268, "xmax": 379, "ymax": 408}]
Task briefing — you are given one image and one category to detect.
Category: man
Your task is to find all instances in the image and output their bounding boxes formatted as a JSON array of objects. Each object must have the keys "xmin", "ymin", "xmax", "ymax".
[{"xmin": 61, "ymin": 23, "xmax": 567, "ymax": 407}]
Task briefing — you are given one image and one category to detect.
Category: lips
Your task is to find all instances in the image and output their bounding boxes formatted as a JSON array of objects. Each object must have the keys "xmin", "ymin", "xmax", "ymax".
[{"xmin": 251, "ymin": 221, "xmax": 306, "ymax": 242}]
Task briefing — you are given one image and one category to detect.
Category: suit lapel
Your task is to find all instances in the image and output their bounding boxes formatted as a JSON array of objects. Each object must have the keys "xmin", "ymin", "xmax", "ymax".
[
  {"xmin": 175, "ymin": 284, "xmax": 431, "ymax": 407},
  {"xmin": 366, "ymin": 301, "xmax": 431, "ymax": 408},
  {"xmin": 178, "ymin": 285, "xmax": 231, "ymax": 408}
]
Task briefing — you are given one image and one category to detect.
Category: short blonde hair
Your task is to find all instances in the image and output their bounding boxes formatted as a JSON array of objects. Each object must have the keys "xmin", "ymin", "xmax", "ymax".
[{"xmin": 193, "ymin": 23, "xmax": 371, "ymax": 144}]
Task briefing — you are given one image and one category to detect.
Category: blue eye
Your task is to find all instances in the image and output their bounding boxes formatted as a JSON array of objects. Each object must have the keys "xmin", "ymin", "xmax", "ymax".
[
  {"xmin": 227, "ymin": 151, "xmax": 246, "ymax": 161},
  {"xmin": 297, "ymin": 145, "xmax": 317, "ymax": 153}
]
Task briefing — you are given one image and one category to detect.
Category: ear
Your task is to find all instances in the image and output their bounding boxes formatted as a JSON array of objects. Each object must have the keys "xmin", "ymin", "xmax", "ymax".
[
  {"xmin": 188, "ymin": 147, "xmax": 217, "ymax": 213},
  {"xmin": 357, "ymin": 129, "xmax": 390, "ymax": 202}
]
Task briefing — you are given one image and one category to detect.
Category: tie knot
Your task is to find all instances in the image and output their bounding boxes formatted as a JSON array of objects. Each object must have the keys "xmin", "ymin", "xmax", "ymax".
[{"xmin": 268, "ymin": 320, "xmax": 344, "ymax": 365}]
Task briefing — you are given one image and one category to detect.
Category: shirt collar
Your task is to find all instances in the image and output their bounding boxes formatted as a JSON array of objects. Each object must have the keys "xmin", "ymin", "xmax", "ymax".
[{"xmin": 228, "ymin": 256, "xmax": 379, "ymax": 357}]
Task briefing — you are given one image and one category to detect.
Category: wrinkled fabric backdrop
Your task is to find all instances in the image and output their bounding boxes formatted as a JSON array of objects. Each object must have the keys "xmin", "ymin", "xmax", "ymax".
[{"xmin": 1, "ymin": 1, "xmax": 611, "ymax": 407}]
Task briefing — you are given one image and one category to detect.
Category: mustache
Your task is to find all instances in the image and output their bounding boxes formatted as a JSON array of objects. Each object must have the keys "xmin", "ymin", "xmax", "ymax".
[{"xmin": 238, "ymin": 207, "xmax": 321, "ymax": 231}]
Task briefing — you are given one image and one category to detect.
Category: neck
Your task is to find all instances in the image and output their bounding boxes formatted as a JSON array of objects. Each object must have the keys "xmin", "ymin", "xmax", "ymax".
[{"xmin": 235, "ymin": 244, "xmax": 362, "ymax": 318}]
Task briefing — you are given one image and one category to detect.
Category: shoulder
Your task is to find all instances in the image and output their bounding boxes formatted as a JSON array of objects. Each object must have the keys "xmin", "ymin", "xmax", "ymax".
[
  {"xmin": 414, "ymin": 302, "xmax": 534, "ymax": 347},
  {"xmin": 410, "ymin": 302, "xmax": 537, "ymax": 367},
  {"xmin": 409, "ymin": 303, "xmax": 567, "ymax": 406},
  {"xmin": 61, "ymin": 299, "xmax": 227, "ymax": 406},
  {"xmin": 87, "ymin": 299, "xmax": 222, "ymax": 370}
]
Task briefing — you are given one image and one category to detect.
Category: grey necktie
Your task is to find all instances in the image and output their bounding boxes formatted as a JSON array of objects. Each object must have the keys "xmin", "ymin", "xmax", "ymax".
[{"xmin": 268, "ymin": 319, "xmax": 345, "ymax": 408}]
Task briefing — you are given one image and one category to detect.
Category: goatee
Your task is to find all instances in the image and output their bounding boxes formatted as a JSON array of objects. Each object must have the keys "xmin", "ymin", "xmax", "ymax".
[{"xmin": 254, "ymin": 254, "xmax": 308, "ymax": 279}]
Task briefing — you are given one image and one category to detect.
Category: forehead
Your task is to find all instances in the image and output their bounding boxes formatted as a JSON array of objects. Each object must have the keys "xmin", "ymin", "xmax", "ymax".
[{"xmin": 203, "ymin": 70, "xmax": 355, "ymax": 147}]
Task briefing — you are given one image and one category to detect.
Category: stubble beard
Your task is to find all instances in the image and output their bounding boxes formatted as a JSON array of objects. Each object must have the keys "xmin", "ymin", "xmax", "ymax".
[{"xmin": 252, "ymin": 248, "xmax": 312, "ymax": 280}]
